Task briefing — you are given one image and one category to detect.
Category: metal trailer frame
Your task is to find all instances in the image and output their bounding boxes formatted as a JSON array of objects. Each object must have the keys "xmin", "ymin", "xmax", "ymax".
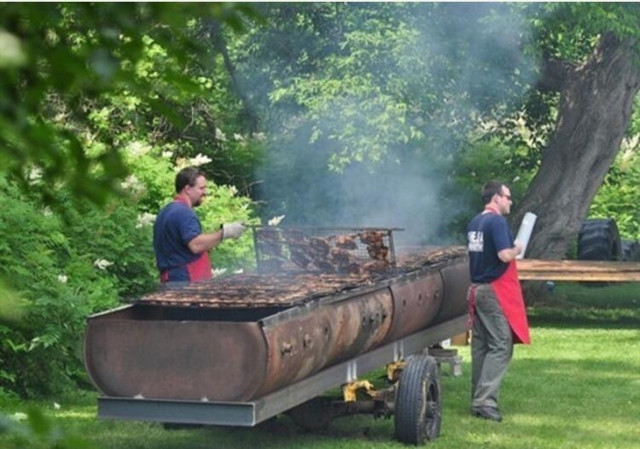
[{"xmin": 97, "ymin": 315, "xmax": 466, "ymax": 427}]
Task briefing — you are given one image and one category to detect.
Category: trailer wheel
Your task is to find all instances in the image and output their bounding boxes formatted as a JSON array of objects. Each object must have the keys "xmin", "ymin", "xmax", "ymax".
[{"xmin": 394, "ymin": 355, "xmax": 441, "ymax": 445}]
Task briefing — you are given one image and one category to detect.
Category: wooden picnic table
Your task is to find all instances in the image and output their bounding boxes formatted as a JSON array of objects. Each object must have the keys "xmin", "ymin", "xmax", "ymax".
[{"xmin": 516, "ymin": 259, "xmax": 640, "ymax": 282}]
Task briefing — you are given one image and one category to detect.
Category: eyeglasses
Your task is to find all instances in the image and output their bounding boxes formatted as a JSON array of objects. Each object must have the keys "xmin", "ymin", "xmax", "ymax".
[{"xmin": 501, "ymin": 194, "xmax": 512, "ymax": 201}]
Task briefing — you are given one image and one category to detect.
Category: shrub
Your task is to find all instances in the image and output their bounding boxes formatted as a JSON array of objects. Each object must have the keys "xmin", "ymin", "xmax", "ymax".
[{"xmin": 0, "ymin": 146, "xmax": 258, "ymax": 398}]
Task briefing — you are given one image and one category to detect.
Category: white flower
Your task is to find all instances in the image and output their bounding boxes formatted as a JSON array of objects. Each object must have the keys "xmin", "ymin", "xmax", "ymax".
[
  {"xmin": 161, "ymin": 151, "xmax": 173, "ymax": 158},
  {"xmin": 28, "ymin": 337, "xmax": 40, "ymax": 351},
  {"xmin": 253, "ymin": 132, "xmax": 266, "ymax": 142},
  {"xmin": 212, "ymin": 268, "xmax": 227, "ymax": 277},
  {"xmin": 94, "ymin": 259, "xmax": 113, "ymax": 270},
  {"xmin": 120, "ymin": 174, "xmax": 141, "ymax": 190},
  {"xmin": 233, "ymin": 133, "xmax": 245, "ymax": 141},
  {"xmin": 268, "ymin": 215, "xmax": 285, "ymax": 226},
  {"xmin": 28, "ymin": 166, "xmax": 43, "ymax": 182},
  {"xmin": 0, "ymin": 30, "xmax": 27, "ymax": 68},
  {"xmin": 53, "ymin": 402, "xmax": 61, "ymax": 410},
  {"xmin": 136, "ymin": 212, "xmax": 156, "ymax": 228},
  {"xmin": 233, "ymin": 268, "xmax": 244, "ymax": 274},
  {"xmin": 125, "ymin": 141, "xmax": 150, "ymax": 157},
  {"xmin": 43, "ymin": 207, "xmax": 53, "ymax": 217},
  {"xmin": 174, "ymin": 157, "xmax": 189, "ymax": 170},
  {"xmin": 189, "ymin": 153, "xmax": 212, "ymax": 167},
  {"xmin": 215, "ymin": 128, "xmax": 228, "ymax": 142},
  {"xmin": 57, "ymin": 274, "xmax": 68, "ymax": 284},
  {"xmin": 12, "ymin": 412, "xmax": 27, "ymax": 421},
  {"xmin": 228, "ymin": 185, "xmax": 238, "ymax": 196}
]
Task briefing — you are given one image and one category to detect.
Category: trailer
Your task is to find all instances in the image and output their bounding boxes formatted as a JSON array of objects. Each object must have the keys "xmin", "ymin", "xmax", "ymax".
[{"xmin": 84, "ymin": 228, "xmax": 470, "ymax": 445}]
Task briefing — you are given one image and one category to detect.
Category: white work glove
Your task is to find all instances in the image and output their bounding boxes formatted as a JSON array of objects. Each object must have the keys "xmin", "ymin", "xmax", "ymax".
[{"xmin": 221, "ymin": 222, "xmax": 247, "ymax": 240}]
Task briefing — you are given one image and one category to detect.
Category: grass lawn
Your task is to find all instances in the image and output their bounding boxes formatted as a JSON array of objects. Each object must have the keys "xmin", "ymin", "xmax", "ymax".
[{"xmin": 2, "ymin": 282, "xmax": 639, "ymax": 449}]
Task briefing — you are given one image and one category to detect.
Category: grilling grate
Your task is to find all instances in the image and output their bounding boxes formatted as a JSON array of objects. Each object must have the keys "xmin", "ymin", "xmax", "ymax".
[{"xmin": 251, "ymin": 226, "xmax": 400, "ymax": 275}]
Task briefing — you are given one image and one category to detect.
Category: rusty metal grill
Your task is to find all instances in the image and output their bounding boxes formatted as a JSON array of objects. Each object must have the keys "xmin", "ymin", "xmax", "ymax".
[{"xmin": 251, "ymin": 226, "xmax": 400, "ymax": 275}]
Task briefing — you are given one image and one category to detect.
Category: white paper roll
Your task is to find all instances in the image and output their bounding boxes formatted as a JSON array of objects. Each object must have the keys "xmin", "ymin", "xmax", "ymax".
[{"xmin": 515, "ymin": 212, "xmax": 537, "ymax": 259}]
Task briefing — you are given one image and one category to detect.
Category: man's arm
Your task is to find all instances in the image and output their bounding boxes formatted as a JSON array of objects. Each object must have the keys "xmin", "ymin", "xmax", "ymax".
[
  {"xmin": 188, "ymin": 231, "xmax": 223, "ymax": 254},
  {"xmin": 187, "ymin": 222, "xmax": 247, "ymax": 254},
  {"xmin": 498, "ymin": 240, "xmax": 523, "ymax": 263}
]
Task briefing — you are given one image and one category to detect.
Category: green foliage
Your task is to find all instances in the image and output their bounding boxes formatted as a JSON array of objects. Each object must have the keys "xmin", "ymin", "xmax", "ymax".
[
  {"xmin": 588, "ymin": 147, "xmax": 640, "ymax": 239},
  {"xmin": 1, "ymin": 407, "xmax": 95, "ymax": 449},
  {"xmin": 530, "ymin": 3, "xmax": 640, "ymax": 63},
  {"xmin": 1, "ymin": 3, "xmax": 263, "ymax": 398},
  {"xmin": 0, "ymin": 140, "xmax": 258, "ymax": 398},
  {"xmin": 454, "ymin": 138, "xmax": 535, "ymax": 197},
  {"xmin": 449, "ymin": 137, "xmax": 536, "ymax": 236},
  {"xmin": 0, "ymin": 3, "xmax": 260, "ymax": 208},
  {"xmin": 0, "ymin": 176, "xmax": 143, "ymax": 397}
]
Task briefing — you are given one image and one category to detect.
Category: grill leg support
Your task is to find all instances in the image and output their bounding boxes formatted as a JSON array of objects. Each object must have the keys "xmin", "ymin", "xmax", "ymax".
[{"xmin": 426, "ymin": 348, "xmax": 463, "ymax": 377}]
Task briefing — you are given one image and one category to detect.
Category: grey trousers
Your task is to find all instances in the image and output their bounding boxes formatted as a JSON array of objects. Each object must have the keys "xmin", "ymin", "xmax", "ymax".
[{"xmin": 470, "ymin": 284, "xmax": 513, "ymax": 410}]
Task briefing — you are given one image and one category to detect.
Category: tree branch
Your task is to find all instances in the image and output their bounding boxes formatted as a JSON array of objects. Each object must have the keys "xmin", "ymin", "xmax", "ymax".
[
  {"xmin": 206, "ymin": 20, "xmax": 259, "ymax": 132},
  {"xmin": 536, "ymin": 55, "xmax": 576, "ymax": 92}
]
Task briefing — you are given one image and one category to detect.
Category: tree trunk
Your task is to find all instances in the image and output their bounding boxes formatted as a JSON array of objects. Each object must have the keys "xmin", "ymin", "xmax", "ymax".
[{"xmin": 513, "ymin": 33, "xmax": 640, "ymax": 260}]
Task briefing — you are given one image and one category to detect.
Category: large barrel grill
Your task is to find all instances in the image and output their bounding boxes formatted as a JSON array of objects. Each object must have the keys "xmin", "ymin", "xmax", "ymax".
[{"xmin": 84, "ymin": 227, "xmax": 470, "ymax": 444}]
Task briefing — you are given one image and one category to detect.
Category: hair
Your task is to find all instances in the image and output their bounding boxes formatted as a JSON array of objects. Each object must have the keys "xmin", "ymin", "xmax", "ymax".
[
  {"xmin": 175, "ymin": 166, "xmax": 206, "ymax": 193},
  {"xmin": 481, "ymin": 180, "xmax": 506, "ymax": 204}
]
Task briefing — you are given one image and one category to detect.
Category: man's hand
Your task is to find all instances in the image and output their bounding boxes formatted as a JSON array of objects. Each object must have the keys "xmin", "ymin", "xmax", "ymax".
[
  {"xmin": 498, "ymin": 241, "xmax": 522, "ymax": 263},
  {"xmin": 222, "ymin": 222, "xmax": 247, "ymax": 240},
  {"xmin": 514, "ymin": 240, "xmax": 523, "ymax": 255}
]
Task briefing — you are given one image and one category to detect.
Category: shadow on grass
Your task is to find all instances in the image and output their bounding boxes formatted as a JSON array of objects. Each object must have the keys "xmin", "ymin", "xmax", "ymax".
[
  {"xmin": 528, "ymin": 310, "xmax": 640, "ymax": 329},
  {"xmin": 83, "ymin": 416, "xmax": 401, "ymax": 449},
  {"xmin": 527, "ymin": 281, "xmax": 640, "ymax": 329}
]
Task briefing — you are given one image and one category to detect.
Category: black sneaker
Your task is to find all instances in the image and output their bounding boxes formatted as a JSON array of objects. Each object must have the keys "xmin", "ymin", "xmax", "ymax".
[{"xmin": 472, "ymin": 406, "xmax": 502, "ymax": 422}]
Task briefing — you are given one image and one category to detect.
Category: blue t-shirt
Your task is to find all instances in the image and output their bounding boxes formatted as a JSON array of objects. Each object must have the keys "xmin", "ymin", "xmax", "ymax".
[
  {"xmin": 467, "ymin": 212, "xmax": 514, "ymax": 283},
  {"xmin": 153, "ymin": 201, "xmax": 203, "ymax": 281}
]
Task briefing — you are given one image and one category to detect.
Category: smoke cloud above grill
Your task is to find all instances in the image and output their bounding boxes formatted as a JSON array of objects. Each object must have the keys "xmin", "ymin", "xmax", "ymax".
[{"xmin": 242, "ymin": 4, "xmax": 536, "ymax": 246}]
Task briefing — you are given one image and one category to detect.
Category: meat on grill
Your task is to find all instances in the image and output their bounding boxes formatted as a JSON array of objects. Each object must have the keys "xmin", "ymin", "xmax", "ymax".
[
  {"xmin": 137, "ymin": 246, "xmax": 466, "ymax": 309},
  {"xmin": 336, "ymin": 234, "xmax": 357, "ymax": 250},
  {"xmin": 255, "ymin": 228, "xmax": 393, "ymax": 275}
]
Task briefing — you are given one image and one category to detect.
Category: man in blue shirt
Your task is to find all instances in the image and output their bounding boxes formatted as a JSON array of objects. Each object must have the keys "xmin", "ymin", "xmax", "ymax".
[
  {"xmin": 467, "ymin": 180, "xmax": 529, "ymax": 422},
  {"xmin": 153, "ymin": 166, "xmax": 246, "ymax": 283}
]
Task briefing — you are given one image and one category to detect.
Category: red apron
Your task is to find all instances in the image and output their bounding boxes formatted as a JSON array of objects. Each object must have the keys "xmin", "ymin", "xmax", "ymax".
[{"xmin": 490, "ymin": 261, "xmax": 531, "ymax": 345}]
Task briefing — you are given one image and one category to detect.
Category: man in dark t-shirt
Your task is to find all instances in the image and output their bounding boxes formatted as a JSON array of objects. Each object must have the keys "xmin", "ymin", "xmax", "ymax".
[
  {"xmin": 153, "ymin": 166, "xmax": 246, "ymax": 283},
  {"xmin": 466, "ymin": 180, "xmax": 523, "ymax": 422},
  {"xmin": 468, "ymin": 212, "xmax": 513, "ymax": 283}
]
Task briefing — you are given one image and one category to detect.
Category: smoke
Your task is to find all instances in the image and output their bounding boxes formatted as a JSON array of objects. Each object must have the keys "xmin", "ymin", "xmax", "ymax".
[
  {"xmin": 243, "ymin": 3, "xmax": 537, "ymax": 246},
  {"xmin": 336, "ymin": 163, "xmax": 444, "ymax": 246}
]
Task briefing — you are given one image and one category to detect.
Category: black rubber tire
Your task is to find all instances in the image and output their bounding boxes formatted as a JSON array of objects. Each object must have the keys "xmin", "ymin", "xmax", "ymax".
[
  {"xmin": 577, "ymin": 218, "xmax": 621, "ymax": 261},
  {"xmin": 394, "ymin": 355, "xmax": 442, "ymax": 445},
  {"xmin": 621, "ymin": 239, "xmax": 640, "ymax": 262}
]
